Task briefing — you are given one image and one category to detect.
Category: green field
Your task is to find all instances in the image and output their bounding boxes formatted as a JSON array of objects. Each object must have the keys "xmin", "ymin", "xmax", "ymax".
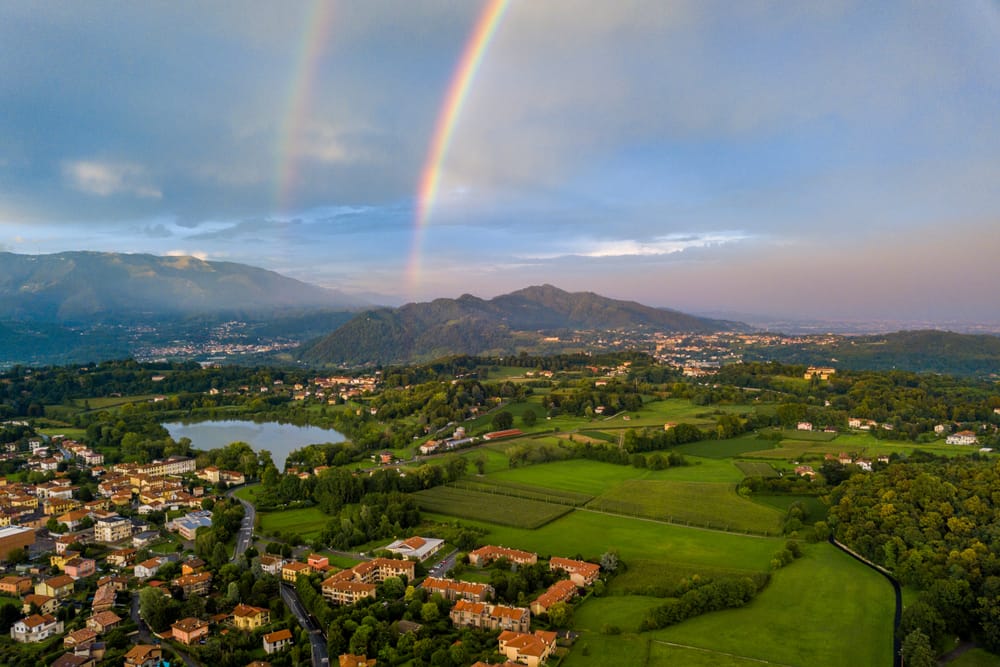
[
  {"xmin": 449, "ymin": 478, "xmax": 593, "ymax": 506},
  {"xmin": 411, "ymin": 486, "xmax": 572, "ymax": 529},
  {"xmin": 424, "ymin": 508, "xmax": 782, "ymax": 570},
  {"xmin": 950, "ymin": 649, "xmax": 1000, "ymax": 667},
  {"xmin": 676, "ymin": 435, "xmax": 779, "ymax": 459},
  {"xmin": 588, "ymin": 480, "xmax": 783, "ymax": 534},
  {"xmin": 258, "ymin": 507, "xmax": 330, "ymax": 541},
  {"xmin": 751, "ymin": 494, "xmax": 828, "ymax": 521},
  {"xmin": 566, "ymin": 543, "xmax": 894, "ymax": 667},
  {"xmin": 733, "ymin": 461, "xmax": 779, "ymax": 478}
]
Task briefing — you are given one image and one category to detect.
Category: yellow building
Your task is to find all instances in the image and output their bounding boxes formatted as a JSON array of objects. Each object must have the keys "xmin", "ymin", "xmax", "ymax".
[{"xmin": 232, "ymin": 604, "xmax": 270, "ymax": 630}]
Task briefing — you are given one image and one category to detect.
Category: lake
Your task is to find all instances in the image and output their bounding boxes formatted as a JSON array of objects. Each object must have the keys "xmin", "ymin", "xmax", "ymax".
[{"xmin": 163, "ymin": 419, "xmax": 345, "ymax": 471}]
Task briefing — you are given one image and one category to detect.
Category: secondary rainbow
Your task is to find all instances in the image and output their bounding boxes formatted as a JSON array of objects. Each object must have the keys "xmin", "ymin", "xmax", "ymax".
[
  {"xmin": 274, "ymin": 0, "xmax": 336, "ymax": 215},
  {"xmin": 406, "ymin": 0, "xmax": 510, "ymax": 291}
]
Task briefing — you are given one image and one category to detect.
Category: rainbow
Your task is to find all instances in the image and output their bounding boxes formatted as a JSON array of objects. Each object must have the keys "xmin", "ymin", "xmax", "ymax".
[
  {"xmin": 274, "ymin": 0, "xmax": 337, "ymax": 215},
  {"xmin": 406, "ymin": 0, "xmax": 510, "ymax": 291}
]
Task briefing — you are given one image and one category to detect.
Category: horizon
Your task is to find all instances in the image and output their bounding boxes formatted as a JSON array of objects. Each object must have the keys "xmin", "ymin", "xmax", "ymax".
[{"xmin": 2, "ymin": 2, "xmax": 1000, "ymax": 323}]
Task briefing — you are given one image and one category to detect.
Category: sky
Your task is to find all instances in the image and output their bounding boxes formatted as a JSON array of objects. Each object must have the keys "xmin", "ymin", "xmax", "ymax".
[{"xmin": 2, "ymin": 1, "xmax": 1000, "ymax": 323}]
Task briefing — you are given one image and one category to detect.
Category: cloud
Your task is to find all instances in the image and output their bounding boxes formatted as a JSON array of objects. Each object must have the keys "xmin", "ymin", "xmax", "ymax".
[
  {"xmin": 165, "ymin": 249, "xmax": 209, "ymax": 261},
  {"xmin": 522, "ymin": 231, "xmax": 751, "ymax": 260},
  {"xmin": 62, "ymin": 160, "xmax": 162, "ymax": 199}
]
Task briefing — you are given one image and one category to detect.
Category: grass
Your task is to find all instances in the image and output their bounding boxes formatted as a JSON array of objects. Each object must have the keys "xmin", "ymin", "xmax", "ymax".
[
  {"xmin": 411, "ymin": 486, "xmax": 573, "ymax": 529},
  {"xmin": 676, "ymin": 435, "xmax": 779, "ymax": 459},
  {"xmin": 751, "ymin": 494, "xmax": 828, "ymax": 521},
  {"xmin": 73, "ymin": 394, "xmax": 164, "ymax": 409},
  {"xmin": 423, "ymin": 509, "xmax": 783, "ymax": 570},
  {"xmin": 589, "ymin": 480, "xmax": 783, "ymax": 534},
  {"xmin": 609, "ymin": 559, "xmax": 762, "ymax": 596},
  {"xmin": 449, "ymin": 478, "xmax": 593, "ymax": 506},
  {"xmin": 733, "ymin": 461, "xmax": 779, "ymax": 478},
  {"xmin": 0, "ymin": 595, "xmax": 20, "ymax": 608},
  {"xmin": 258, "ymin": 507, "xmax": 330, "ymax": 541},
  {"xmin": 34, "ymin": 427, "xmax": 87, "ymax": 440},
  {"xmin": 650, "ymin": 542, "xmax": 895, "ymax": 667},
  {"xmin": 647, "ymin": 642, "xmax": 779, "ymax": 667}
]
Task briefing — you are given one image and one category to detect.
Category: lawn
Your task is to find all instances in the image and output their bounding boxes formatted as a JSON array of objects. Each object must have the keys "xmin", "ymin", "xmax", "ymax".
[
  {"xmin": 258, "ymin": 507, "xmax": 330, "ymax": 541},
  {"xmin": 73, "ymin": 394, "xmax": 164, "ymax": 409},
  {"xmin": 35, "ymin": 427, "xmax": 87, "ymax": 440},
  {"xmin": 949, "ymin": 649, "xmax": 1000, "ymax": 667},
  {"xmin": 589, "ymin": 480, "xmax": 783, "ymax": 535},
  {"xmin": 751, "ymin": 494, "xmax": 828, "ymax": 522},
  {"xmin": 411, "ymin": 486, "xmax": 573, "ymax": 529},
  {"xmin": 733, "ymin": 461, "xmax": 779, "ymax": 478},
  {"xmin": 424, "ymin": 509, "xmax": 782, "ymax": 570},
  {"xmin": 450, "ymin": 479, "xmax": 593, "ymax": 506},
  {"xmin": 676, "ymin": 435, "xmax": 778, "ymax": 459}
]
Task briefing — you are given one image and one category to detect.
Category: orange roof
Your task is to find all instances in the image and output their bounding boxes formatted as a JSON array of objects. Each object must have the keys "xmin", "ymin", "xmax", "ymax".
[{"xmin": 264, "ymin": 628, "xmax": 293, "ymax": 643}]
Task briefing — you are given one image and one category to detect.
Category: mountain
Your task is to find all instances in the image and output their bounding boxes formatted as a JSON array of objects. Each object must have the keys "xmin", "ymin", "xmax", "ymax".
[
  {"xmin": 297, "ymin": 284, "xmax": 746, "ymax": 365},
  {"xmin": 0, "ymin": 251, "xmax": 366, "ymax": 322}
]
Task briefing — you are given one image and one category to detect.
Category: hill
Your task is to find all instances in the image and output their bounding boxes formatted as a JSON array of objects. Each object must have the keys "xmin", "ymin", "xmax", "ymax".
[
  {"xmin": 0, "ymin": 251, "xmax": 364, "ymax": 321},
  {"xmin": 297, "ymin": 284, "xmax": 745, "ymax": 365}
]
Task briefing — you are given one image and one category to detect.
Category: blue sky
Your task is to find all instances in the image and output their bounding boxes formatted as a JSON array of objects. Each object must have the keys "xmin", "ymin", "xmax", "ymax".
[{"xmin": 2, "ymin": 1, "xmax": 1000, "ymax": 322}]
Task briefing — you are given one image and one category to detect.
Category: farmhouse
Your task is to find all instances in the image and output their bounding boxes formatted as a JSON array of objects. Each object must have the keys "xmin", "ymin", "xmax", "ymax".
[{"xmin": 947, "ymin": 430, "xmax": 978, "ymax": 445}]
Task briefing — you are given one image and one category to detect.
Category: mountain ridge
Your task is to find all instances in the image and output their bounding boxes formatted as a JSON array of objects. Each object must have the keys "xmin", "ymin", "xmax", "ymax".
[{"xmin": 297, "ymin": 284, "xmax": 747, "ymax": 365}]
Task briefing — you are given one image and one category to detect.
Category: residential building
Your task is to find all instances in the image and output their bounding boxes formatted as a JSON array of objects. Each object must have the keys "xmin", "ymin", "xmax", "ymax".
[
  {"xmin": 281, "ymin": 561, "xmax": 311, "ymax": 582},
  {"xmin": 259, "ymin": 554, "xmax": 284, "ymax": 576},
  {"xmin": 263, "ymin": 628, "xmax": 293, "ymax": 654},
  {"xmin": 173, "ymin": 572, "xmax": 212, "ymax": 598},
  {"xmin": 124, "ymin": 644, "xmax": 162, "ymax": 667},
  {"xmin": 449, "ymin": 600, "xmax": 530, "ymax": 633},
  {"xmin": 420, "ymin": 577, "xmax": 494, "ymax": 602},
  {"xmin": 307, "ymin": 553, "xmax": 330, "ymax": 570},
  {"xmin": 93, "ymin": 516, "xmax": 131, "ymax": 543},
  {"xmin": 322, "ymin": 571, "xmax": 377, "ymax": 606},
  {"xmin": 232, "ymin": 604, "xmax": 270, "ymax": 630},
  {"xmin": 10, "ymin": 613, "xmax": 64, "ymax": 642},
  {"xmin": 339, "ymin": 655, "xmax": 377, "ymax": 667},
  {"xmin": 383, "ymin": 536, "xmax": 445, "ymax": 561},
  {"xmin": 497, "ymin": 630, "xmax": 558, "ymax": 667},
  {"xmin": 106, "ymin": 548, "xmax": 137, "ymax": 568},
  {"xmin": 35, "ymin": 574, "xmax": 75, "ymax": 599},
  {"xmin": 63, "ymin": 627, "xmax": 97, "ymax": 649},
  {"xmin": 22, "ymin": 594, "xmax": 59, "ymax": 616},
  {"xmin": 0, "ymin": 574, "xmax": 33, "ymax": 596},
  {"xmin": 171, "ymin": 617, "xmax": 210, "ymax": 645},
  {"xmin": 50, "ymin": 654, "xmax": 95, "ymax": 667},
  {"xmin": 947, "ymin": 430, "xmax": 979, "ymax": 445},
  {"xmin": 86, "ymin": 610, "xmax": 122, "ymax": 633},
  {"xmin": 321, "ymin": 558, "xmax": 415, "ymax": 605},
  {"xmin": 63, "ymin": 556, "xmax": 96, "ymax": 580},
  {"xmin": 134, "ymin": 557, "xmax": 166, "ymax": 580},
  {"xmin": 531, "ymin": 579, "xmax": 578, "ymax": 615},
  {"xmin": 548, "ymin": 557, "xmax": 601, "ymax": 587},
  {"xmin": 91, "ymin": 584, "xmax": 117, "ymax": 613},
  {"xmin": 469, "ymin": 546, "xmax": 537, "ymax": 567}
]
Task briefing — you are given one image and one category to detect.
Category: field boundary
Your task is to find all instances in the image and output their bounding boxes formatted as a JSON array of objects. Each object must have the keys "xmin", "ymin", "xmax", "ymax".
[
  {"xmin": 577, "ymin": 506, "xmax": 775, "ymax": 538},
  {"xmin": 651, "ymin": 639, "xmax": 797, "ymax": 666}
]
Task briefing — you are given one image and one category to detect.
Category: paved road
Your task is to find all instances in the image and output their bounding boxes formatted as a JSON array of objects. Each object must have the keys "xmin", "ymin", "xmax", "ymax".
[
  {"xmin": 227, "ymin": 486, "xmax": 256, "ymax": 561},
  {"xmin": 130, "ymin": 592, "xmax": 199, "ymax": 667},
  {"xmin": 280, "ymin": 582, "xmax": 329, "ymax": 667},
  {"xmin": 427, "ymin": 549, "xmax": 458, "ymax": 578}
]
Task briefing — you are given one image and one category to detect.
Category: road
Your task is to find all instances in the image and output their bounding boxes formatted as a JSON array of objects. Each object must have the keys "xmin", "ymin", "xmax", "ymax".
[
  {"xmin": 427, "ymin": 549, "xmax": 458, "ymax": 578},
  {"xmin": 130, "ymin": 592, "xmax": 199, "ymax": 667},
  {"xmin": 280, "ymin": 582, "xmax": 329, "ymax": 667},
  {"xmin": 227, "ymin": 486, "xmax": 256, "ymax": 561}
]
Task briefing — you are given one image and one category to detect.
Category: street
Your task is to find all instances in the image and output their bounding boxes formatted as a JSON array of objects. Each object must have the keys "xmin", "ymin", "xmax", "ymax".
[
  {"xmin": 227, "ymin": 487, "xmax": 256, "ymax": 561},
  {"xmin": 280, "ymin": 582, "xmax": 329, "ymax": 667}
]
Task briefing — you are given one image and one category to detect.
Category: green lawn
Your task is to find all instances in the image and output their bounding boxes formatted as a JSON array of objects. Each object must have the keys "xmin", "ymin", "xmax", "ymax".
[
  {"xmin": 751, "ymin": 494, "xmax": 828, "ymax": 522},
  {"xmin": 589, "ymin": 480, "xmax": 783, "ymax": 534},
  {"xmin": 0, "ymin": 595, "xmax": 20, "ymax": 608},
  {"xmin": 258, "ymin": 507, "xmax": 330, "ymax": 540},
  {"xmin": 411, "ymin": 486, "xmax": 572, "ymax": 529},
  {"xmin": 677, "ymin": 435, "xmax": 779, "ymax": 460},
  {"xmin": 733, "ymin": 461, "xmax": 779, "ymax": 478},
  {"xmin": 949, "ymin": 648, "xmax": 1000, "ymax": 667}
]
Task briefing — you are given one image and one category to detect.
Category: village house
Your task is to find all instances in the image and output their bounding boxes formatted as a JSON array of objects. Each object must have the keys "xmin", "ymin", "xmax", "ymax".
[
  {"xmin": 106, "ymin": 548, "xmax": 137, "ymax": 568},
  {"xmin": 531, "ymin": 579, "xmax": 578, "ymax": 615},
  {"xmin": 947, "ymin": 430, "xmax": 978, "ymax": 445},
  {"xmin": 420, "ymin": 577, "xmax": 494, "ymax": 603},
  {"xmin": 306, "ymin": 553, "xmax": 330, "ymax": 570},
  {"xmin": 124, "ymin": 644, "xmax": 162, "ymax": 667},
  {"xmin": 134, "ymin": 556, "xmax": 166, "ymax": 580},
  {"xmin": 497, "ymin": 630, "xmax": 558, "ymax": 667},
  {"xmin": 281, "ymin": 561, "xmax": 312, "ymax": 582},
  {"xmin": 22, "ymin": 594, "xmax": 59, "ymax": 616},
  {"xmin": 173, "ymin": 571, "xmax": 212, "ymax": 598},
  {"xmin": 796, "ymin": 421, "xmax": 813, "ymax": 431},
  {"xmin": 469, "ymin": 545, "xmax": 538, "ymax": 567},
  {"xmin": 0, "ymin": 574, "xmax": 33, "ymax": 596},
  {"xmin": 804, "ymin": 366, "xmax": 836, "ymax": 380},
  {"xmin": 35, "ymin": 574, "xmax": 75, "ymax": 599},
  {"xmin": 338, "ymin": 654, "xmax": 377, "ymax": 667},
  {"xmin": 232, "ymin": 604, "xmax": 270, "ymax": 630},
  {"xmin": 449, "ymin": 600, "xmax": 531, "ymax": 633},
  {"xmin": 259, "ymin": 554, "xmax": 284, "ymax": 576},
  {"xmin": 171, "ymin": 617, "xmax": 210, "ymax": 645},
  {"xmin": 549, "ymin": 557, "xmax": 601, "ymax": 587},
  {"xmin": 263, "ymin": 628, "xmax": 294, "ymax": 654},
  {"xmin": 86, "ymin": 610, "xmax": 123, "ymax": 634},
  {"xmin": 63, "ymin": 555, "xmax": 96, "ymax": 580},
  {"xmin": 10, "ymin": 613, "xmax": 64, "ymax": 642},
  {"xmin": 63, "ymin": 627, "xmax": 97, "ymax": 650},
  {"xmin": 91, "ymin": 583, "xmax": 117, "ymax": 613}
]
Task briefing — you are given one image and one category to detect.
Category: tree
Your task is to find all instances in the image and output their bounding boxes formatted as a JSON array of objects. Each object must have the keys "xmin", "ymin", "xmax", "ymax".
[
  {"xmin": 900, "ymin": 630, "xmax": 936, "ymax": 667},
  {"xmin": 522, "ymin": 409, "xmax": 537, "ymax": 427},
  {"xmin": 139, "ymin": 586, "xmax": 175, "ymax": 632},
  {"xmin": 600, "ymin": 550, "xmax": 619, "ymax": 573},
  {"xmin": 491, "ymin": 411, "xmax": 514, "ymax": 431},
  {"xmin": 420, "ymin": 601, "xmax": 440, "ymax": 623},
  {"xmin": 547, "ymin": 601, "xmax": 573, "ymax": 627}
]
